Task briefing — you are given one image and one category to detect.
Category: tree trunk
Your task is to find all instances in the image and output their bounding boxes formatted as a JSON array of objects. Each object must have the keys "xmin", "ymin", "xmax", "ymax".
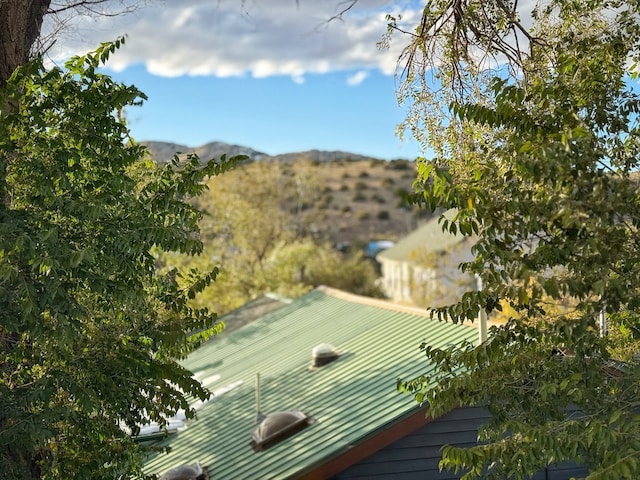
[{"xmin": 0, "ymin": 0, "xmax": 51, "ymax": 86}]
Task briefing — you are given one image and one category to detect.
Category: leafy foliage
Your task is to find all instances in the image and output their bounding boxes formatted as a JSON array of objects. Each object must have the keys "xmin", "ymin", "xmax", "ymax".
[
  {"xmin": 163, "ymin": 161, "xmax": 384, "ymax": 314},
  {"xmin": 0, "ymin": 39, "xmax": 242, "ymax": 479},
  {"xmin": 393, "ymin": 1, "xmax": 640, "ymax": 478}
]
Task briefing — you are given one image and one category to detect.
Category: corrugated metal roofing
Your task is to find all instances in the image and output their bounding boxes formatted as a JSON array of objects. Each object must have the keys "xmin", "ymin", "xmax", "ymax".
[
  {"xmin": 143, "ymin": 287, "xmax": 477, "ymax": 480},
  {"xmin": 376, "ymin": 209, "xmax": 462, "ymax": 262}
]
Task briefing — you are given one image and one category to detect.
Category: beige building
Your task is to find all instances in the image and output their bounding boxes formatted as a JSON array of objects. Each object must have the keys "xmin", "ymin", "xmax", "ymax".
[{"xmin": 376, "ymin": 209, "xmax": 475, "ymax": 308}]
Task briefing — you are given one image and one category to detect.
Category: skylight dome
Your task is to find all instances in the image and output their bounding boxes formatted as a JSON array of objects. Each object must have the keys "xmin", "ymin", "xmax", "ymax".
[
  {"xmin": 160, "ymin": 462, "xmax": 206, "ymax": 480},
  {"xmin": 311, "ymin": 343, "xmax": 339, "ymax": 367},
  {"xmin": 250, "ymin": 410, "xmax": 310, "ymax": 451}
]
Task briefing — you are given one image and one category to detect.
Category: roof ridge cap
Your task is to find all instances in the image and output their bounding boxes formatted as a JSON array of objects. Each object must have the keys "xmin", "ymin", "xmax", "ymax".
[
  {"xmin": 316, "ymin": 286, "xmax": 436, "ymax": 318},
  {"xmin": 317, "ymin": 286, "xmax": 496, "ymax": 331}
]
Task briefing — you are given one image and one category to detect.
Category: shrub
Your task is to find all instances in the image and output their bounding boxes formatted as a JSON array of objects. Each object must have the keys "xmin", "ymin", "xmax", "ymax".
[
  {"xmin": 372, "ymin": 193, "xmax": 386, "ymax": 204},
  {"xmin": 385, "ymin": 159, "xmax": 412, "ymax": 170},
  {"xmin": 352, "ymin": 192, "xmax": 367, "ymax": 202}
]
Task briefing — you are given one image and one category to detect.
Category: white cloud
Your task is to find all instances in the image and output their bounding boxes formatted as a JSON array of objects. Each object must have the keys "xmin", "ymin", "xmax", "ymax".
[
  {"xmin": 41, "ymin": 0, "xmax": 421, "ymax": 79},
  {"xmin": 347, "ymin": 70, "xmax": 369, "ymax": 86}
]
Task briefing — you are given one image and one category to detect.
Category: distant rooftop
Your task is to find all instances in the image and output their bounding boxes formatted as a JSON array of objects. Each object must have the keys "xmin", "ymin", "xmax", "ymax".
[{"xmin": 376, "ymin": 209, "xmax": 463, "ymax": 262}]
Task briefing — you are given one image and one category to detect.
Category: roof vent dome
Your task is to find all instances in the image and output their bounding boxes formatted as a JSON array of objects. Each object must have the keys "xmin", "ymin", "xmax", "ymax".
[
  {"xmin": 311, "ymin": 343, "xmax": 339, "ymax": 367},
  {"xmin": 250, "ymin": 410, "xmax": 310, "ymax": 451},
  {"xmin": 160, "ymin": 462, "xmax": 206, "ymax": 480}
]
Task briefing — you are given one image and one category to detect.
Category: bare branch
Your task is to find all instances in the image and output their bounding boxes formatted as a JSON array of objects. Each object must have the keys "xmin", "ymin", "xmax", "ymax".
[
  {"xmin": 47, "ymin": 0, "xmax": 111, "ymax": 15},
  {"xmin": 326, "ymin": 0, "xmax": 358, "ymax": 23},
  {"xmin": 48, "ymin": 0, "xmax": 145, "ymax": 18}
]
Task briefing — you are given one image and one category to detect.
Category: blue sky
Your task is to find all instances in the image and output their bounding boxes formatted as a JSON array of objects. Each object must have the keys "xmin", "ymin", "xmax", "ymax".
[
  {"xmin": 44, "ymin": 0, "xmax": 426, "ymax": 160},
  {"xmin": 107, "ymin": 65, "xmax": 420, "ymax": 159}
]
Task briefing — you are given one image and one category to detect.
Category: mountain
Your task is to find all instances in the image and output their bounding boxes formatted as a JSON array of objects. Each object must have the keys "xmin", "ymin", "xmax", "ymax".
[
  {"xmin": 142, "ymin": 140, "xmax": 427, "ymax": 245},
  {"xmin": 142, "ymin": 141, "xmax": 380, "ymax": 164},
  {"xmin": 270, "ymin": 149, "xmax": 376, "ymax": 163},
  {"xmin": 142, "ymin": 141, "xmax": 268, "ymax": 163}
]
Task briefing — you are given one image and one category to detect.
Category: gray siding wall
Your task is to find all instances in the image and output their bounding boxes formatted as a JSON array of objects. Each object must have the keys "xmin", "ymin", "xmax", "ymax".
[{"xmin": 333, "ymin": 407, "xmax": 587, "ymax": 480}]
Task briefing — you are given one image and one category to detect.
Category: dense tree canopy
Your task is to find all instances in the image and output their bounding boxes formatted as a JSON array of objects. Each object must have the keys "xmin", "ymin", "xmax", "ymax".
[
  {"xmin": 0, "ymin": 40, "xmax": 241, "ymax": 479},
  {"xmin": 394, "ymin": 0, "xmax": 640, "ymax": 478}
]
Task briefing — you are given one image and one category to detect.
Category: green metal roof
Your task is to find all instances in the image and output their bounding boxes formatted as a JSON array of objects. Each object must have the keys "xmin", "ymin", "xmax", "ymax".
[
  {"xmin": 143, "ymin": 287, "xmax": 477, "ymax": 479},
  {"xmin": 376, "ymin": 209, "xmax": 463, "ymax": 262}
]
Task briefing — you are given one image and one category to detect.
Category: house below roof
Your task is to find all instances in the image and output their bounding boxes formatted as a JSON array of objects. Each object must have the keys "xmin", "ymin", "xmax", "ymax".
[
  {"xmin": 376, "ymin": 209, "xmax": 475, "ymax": 308},
  {"xmin": 332, "ymin": 406, "xmax": 587, "ymax": 480}
]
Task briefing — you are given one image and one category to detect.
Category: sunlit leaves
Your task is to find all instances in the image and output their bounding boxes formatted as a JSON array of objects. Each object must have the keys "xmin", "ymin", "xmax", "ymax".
[
  {"xmin": 0, "ymin": 42, "xmax": 243, "ymax": 479},
  {"xmin": 397, "ymin": 0, "xmax": 640, "ymax": 478},
  {"xmin": 164, "ymin": 161, "xmax": 384, "ymax": 315}
]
